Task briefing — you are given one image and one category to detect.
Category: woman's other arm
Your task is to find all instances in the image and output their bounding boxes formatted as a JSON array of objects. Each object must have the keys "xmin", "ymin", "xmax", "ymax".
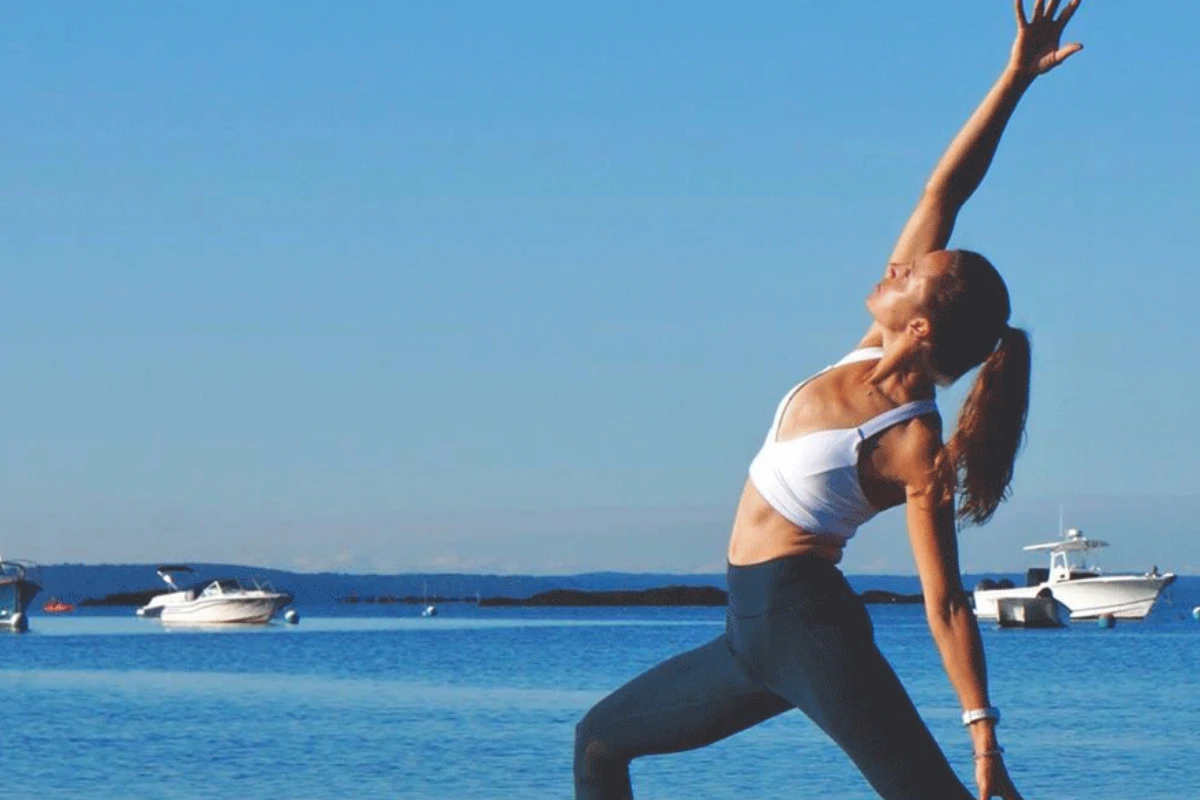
[{"xmin": 896, "ymin": 422, "xmax": 1023, "ymax": 800}]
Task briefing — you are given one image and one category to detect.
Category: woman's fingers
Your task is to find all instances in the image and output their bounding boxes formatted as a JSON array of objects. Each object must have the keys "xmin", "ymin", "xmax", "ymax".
[
  {"xmin": 1020, "ymin": 0, "xmax": 1082, "ymax": 31},
  {"xmin": 1059, "ymin": 42, "xmax": 1084, "ymax": 60},
  {"xmin": 1004, "ymin": 775, "xmax": 1026, "ymax": 800},
  {"xmin": 1049, "ymin": 42, "xmax": 1084, "ymax": 69},
  {"xmin": 1057, "ymin": 0, "xmax": 1082, "ymax": 29}
]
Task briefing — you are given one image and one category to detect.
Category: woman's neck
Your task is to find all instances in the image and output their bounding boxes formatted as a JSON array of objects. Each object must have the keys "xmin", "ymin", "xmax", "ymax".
[{"xmin": 864, "ymin": 331, "xmax": 936, "ymax": 401}]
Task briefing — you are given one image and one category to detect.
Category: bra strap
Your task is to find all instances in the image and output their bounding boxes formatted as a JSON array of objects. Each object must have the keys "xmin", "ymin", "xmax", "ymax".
[
  {"xmin": 857, "ymin": 399, "xmax": 939, "ymax": 441},
  {"xmin": 768, "ymin": 348, "xmax": 886, "ymax": 439}
]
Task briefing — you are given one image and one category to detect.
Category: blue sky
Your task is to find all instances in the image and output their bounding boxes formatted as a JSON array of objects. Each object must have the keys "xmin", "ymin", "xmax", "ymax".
[{"xmin": 3, "ymin": 2, "xmax": 1198, "ymax": 575}]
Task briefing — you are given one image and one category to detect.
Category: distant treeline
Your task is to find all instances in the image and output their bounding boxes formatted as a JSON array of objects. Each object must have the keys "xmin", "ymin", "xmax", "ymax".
[
  {"xmin": 36, "ymin": 563, "xmax": 738, "ymax": 606},
  {"xmin": 338, "ymin": 586, "xmax": 924, "ymax": 607},
  {"xmin": 480, "ymin": 586, "xmax": 728, "ymax": 607},
  {"xmin": 340, "ymin": 594, "xmax": 467, "ymax": 605},
  {"xmin": 74, "ymin": 585, "xmax": 924, "ymax": 608},
  {"xmin": 40, "ymin": 563, "xmax": 960, "ymax": 608},
  {"xmin": 81, "ymin": 589, "xmax": 167, "ymax": 607}
]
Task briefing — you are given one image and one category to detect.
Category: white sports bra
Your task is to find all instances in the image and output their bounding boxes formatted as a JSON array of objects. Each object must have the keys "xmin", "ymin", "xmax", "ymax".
[{"xmin": 747, "ymin": 347, "xmax": 938, "ymax": 540}]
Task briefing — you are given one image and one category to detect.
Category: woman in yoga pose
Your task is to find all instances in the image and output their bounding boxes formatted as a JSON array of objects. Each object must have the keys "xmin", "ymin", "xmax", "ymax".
[{"xmin": 575, "ymin": 2, "xmax": 1084, "ymax": 799}]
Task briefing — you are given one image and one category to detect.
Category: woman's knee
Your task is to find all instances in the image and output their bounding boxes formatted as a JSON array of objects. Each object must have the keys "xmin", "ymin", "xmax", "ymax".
[{"xmin": 574, "ymin": 707, "xmax": 623, "ymax": 776}]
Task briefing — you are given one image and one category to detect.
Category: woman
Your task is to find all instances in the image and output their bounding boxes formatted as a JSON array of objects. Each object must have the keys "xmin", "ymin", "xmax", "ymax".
[{"xmin": 574, "ymin": 2, "xmax": 1084, "ymax": 799}]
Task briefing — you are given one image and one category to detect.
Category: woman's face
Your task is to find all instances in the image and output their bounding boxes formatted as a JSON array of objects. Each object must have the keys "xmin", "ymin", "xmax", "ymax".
[{"xmin": 865, "ymin": 251, "xmax": 953, "ymax": 334}]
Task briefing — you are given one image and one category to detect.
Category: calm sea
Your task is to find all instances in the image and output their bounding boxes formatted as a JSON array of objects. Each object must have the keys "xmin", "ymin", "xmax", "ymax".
[{"xmin": 4, "ymin": 582, "xmax": 1199, "ymax": 800}]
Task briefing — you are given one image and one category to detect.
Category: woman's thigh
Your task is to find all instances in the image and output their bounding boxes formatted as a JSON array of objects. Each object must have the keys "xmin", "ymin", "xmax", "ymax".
[{"xmin": 578, "ymin": 633, "xmax": 792, "ymax": 759}]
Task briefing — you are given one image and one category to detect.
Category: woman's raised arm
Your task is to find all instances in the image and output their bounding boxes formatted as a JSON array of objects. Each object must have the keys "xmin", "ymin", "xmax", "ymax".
[{"xmin": 887, "ymin": 0, "xmax": 1084, "ymax": 265}]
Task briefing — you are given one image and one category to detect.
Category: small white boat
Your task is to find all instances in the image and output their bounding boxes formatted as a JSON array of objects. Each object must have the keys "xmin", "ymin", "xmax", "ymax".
[
  {"xmin": 972, "ymin": 528, "xmax": 1175, "ymax": 621},
  {"xmin": 420, "ymin": 582, "xmax": 437, "ymax": 617},
  {"xmin": 0, "ymin": 558, "xmax": 42, "ymax": 633},
  {"xmin": 137, "ymin": 565, "xmax": 293, "ymax": 625}
]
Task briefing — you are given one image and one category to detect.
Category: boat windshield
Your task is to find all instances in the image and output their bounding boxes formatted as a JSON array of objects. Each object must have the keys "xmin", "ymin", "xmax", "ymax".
[
  {"xmin": 0, "ymin": 560, "xmax": 41, "ymax": 583},
  {"xmin": 187, "ymin": 577, "xmax": 277, "ymax": 597},
  {"xmin": 196, "ymin": 579, "xmax": 248, "ymax": 597}
]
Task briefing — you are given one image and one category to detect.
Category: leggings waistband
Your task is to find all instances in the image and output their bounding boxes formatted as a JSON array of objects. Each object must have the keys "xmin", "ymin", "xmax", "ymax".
[{"xmin": 726, "ymin": 555, "xmax": 854, "ymax": 616}]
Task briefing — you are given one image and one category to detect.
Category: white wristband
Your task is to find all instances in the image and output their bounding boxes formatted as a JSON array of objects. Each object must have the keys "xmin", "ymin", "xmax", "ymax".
[{"xmin": 961, "ymin": 706, "xmax": 1000, "ymax": 726}]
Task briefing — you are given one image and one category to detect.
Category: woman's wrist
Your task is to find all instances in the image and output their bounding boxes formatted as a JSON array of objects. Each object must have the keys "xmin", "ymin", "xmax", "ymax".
[
  {"xmin": 973, "ymin": 746, "xmax": 1005, "ymax": 762},
  {"xmin": 1000, "ymin": 63, "xmax": 1037, "ymax": 92},
  {"xmin": 968, "ymin": 718, "xmax": 1000, "ymax": 751}
]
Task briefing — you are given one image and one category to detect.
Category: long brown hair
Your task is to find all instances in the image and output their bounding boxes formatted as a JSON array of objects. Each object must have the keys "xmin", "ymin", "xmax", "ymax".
[{"xmin": 926, "ymin": 250, "xmax": 1031, "ymax": 526}]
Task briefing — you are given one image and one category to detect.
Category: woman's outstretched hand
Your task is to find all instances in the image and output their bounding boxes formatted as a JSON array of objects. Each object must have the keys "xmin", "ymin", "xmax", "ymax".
[
  {"xmin": 975, "ymin": 752, "xmax": 1025, "ymax": 800},
  {"xmin": 1009, "ymin": 0, "xmax": 1083, "ymax": 78}
]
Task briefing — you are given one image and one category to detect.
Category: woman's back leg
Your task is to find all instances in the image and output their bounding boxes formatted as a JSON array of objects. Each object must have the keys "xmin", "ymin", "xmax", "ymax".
[{"xmin": 574, "ymin": 633, "xmax": 790, "ymax": 800}]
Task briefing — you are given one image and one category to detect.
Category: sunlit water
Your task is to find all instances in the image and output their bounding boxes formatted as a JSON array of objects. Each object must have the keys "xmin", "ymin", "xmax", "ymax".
[{"xmin": 4, "ymin": 587, "xmax": 1199, "ymax": 800}]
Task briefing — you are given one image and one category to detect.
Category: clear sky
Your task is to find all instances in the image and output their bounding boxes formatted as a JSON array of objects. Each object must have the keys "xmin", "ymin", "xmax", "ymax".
[{"xmin": 3, "ymin": 2, "xmax": 1198, "ymax": 575}]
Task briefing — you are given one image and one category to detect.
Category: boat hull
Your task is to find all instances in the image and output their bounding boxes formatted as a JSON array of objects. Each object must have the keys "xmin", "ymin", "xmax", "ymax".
[
  {"xmin": 1, "ymin": 576, "xmax": 42, "ymax": 630},
  {"xmin": 974, "ymin": 574, "xmax": 1174, "ymax": 621},
  {"xmin": 159, "ymin": 594, "xmax": 290, "ymax": 625}
]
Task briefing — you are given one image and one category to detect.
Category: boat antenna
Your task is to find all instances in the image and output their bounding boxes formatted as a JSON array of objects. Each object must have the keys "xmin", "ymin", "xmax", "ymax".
[{"xmin": 1058, "ymin": 504, "xmax": 1064, "ymax": 538}]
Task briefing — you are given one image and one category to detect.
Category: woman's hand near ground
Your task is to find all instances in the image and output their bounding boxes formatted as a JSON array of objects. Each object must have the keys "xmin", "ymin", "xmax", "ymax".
[{"xmin": 975, "ymin": 750, "xmax": 1025, "ymax": 800}]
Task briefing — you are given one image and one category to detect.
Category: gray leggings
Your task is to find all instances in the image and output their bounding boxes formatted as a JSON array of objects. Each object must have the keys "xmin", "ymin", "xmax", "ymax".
[{"xmin": 574, "ymin": 556, "xmax": 973, "ymax": 800}]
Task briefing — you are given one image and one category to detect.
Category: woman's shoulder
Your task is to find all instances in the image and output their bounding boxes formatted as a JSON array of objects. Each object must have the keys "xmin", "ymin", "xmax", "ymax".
[
  {"xmin": 879, "ymin": 410, "xmax": 945, "ymax": 478},
  {"xmin": 861, "ymin": 404, "xmax": 946, "ymax": 495}
]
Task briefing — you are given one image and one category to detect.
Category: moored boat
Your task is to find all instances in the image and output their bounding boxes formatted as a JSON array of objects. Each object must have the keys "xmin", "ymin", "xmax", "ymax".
[
  {"xmin": 137, "ymin": 565, "xmax": 293, "ymax": 625},
  {"xmin": 43, "ymin": 598, "xmax": 76, "ymax": 613},
  {"xmin": 972, "ymin": 528, "xmax": 1175, "ymax": 621},
  {"xmin": 1, "ymin": 559, "xmax": 42, "ymax": 632}
]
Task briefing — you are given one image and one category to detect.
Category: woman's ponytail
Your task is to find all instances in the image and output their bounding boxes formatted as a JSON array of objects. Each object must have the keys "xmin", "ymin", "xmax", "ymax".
[{"xmin": 934, "ymin": 325, "xmax": 1031, "ymax": 525}]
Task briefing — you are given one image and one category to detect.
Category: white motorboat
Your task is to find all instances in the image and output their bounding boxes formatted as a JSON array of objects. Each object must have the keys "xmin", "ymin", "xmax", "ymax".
[
  {"xmin": 0, "ymin": 558, "xmax": 42, "ymax": 632},
  {"xmin": 972, "ymin": 528, "xmax": 1175, "ymax": 621},
  {"xmin": 137, "ymin": 565, "xmax": 293, "ymax": 625}
]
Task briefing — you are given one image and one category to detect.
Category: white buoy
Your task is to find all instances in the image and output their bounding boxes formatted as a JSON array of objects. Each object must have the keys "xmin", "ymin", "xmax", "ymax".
[
  {"xmin": 284, "ymin": 609, "xmax": 300, "ymax": 624},
  {"xmin": 1192, "ymin": 606, "xmax": 1200, "ymax": 622},
  {"xmin": 11, "ymin": 612, "xmax": 28, "ymax": 633}
]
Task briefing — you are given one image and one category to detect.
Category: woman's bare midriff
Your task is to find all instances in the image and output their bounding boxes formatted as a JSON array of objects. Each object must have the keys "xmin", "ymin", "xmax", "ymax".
[{"xmin": 726, "ymin": 479, "xmax": 848, "ymax": 566}]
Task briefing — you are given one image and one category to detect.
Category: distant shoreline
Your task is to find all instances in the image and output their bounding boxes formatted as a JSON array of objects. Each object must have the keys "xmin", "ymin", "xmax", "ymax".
[
  {"xmin": 80, "ymin": 585, "xmax": 924, "ymax": 608},
  {"xmin": 346, "ymin": 586, "xmax": 924, "ymax": 607}
]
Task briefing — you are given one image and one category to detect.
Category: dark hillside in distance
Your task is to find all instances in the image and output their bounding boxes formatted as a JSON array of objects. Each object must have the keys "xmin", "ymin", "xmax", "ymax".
[
  {"xmin": 36, "ymin": 563, "xmax": 731, "ymax": 607},
  {"xmin": 50, "ymin": 563, "xmax": 1200, "ymax": 609}
]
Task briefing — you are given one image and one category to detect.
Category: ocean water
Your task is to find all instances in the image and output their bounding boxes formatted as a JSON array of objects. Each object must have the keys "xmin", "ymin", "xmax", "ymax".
[{"xmin": 4, "ymin": 588, "xmax": 1199, "ymax": 800}]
